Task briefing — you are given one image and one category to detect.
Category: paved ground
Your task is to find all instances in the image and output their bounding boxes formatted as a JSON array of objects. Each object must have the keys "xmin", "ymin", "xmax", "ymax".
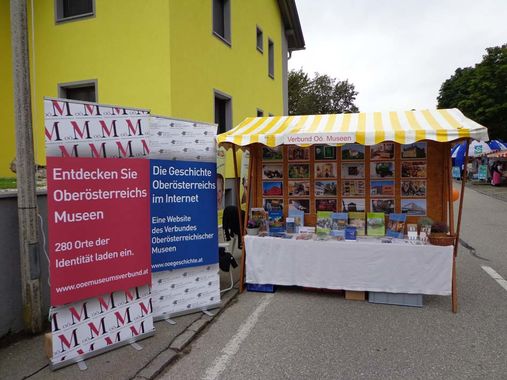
[
  {"xmin": 1, "ymin": 182, "xmax": 505, "ymax": 379},
  {"xmin": 461, "ymin": 178, "xmax": 507, "ymax": 202},
  {"xmin": 158, "ymin": 185, "xmax": 507, "ymax": 380},
  {"xmin": 0, "ymin": 239, "xmax": 243, "ymax": 380}
]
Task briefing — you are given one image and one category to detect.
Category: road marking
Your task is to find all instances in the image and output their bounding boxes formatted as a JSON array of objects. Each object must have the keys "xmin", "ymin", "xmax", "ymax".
[
  {"xmin": 203, "ymin": 294, "xmax": 275, "ymax": 380},
  {"xmin": 481, "ymin": 266, "xmax": 507, "ymax": 291}
]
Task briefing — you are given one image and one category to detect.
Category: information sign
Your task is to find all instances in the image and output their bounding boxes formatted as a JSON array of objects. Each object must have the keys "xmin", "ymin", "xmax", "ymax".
[
  {"xmin": 47, "ymin": 157, "xmax": 151, "ymax": 306},
  {"xmin": 150, "ymin": 160, "xmax": 218, "ymax": 271}
]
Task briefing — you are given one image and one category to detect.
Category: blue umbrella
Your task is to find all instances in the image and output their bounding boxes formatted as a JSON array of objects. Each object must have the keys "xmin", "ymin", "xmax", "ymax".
[
  {"xmin": 451, "ymin": 142, "xmax": 466, "ymax": 173},
  {"xmin": 487, "ymin": 139, "xmax": 507, "ymax": 151}
]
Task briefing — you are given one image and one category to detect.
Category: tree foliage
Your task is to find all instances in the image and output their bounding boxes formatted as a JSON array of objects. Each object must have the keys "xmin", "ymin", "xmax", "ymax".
[
  {"xmin": 288, "ymin": 69, "xmax": 359, "ymax": 115},
  {"xmin": 437, "ymin": 44, "xmax": 507, "ymax": 140}
]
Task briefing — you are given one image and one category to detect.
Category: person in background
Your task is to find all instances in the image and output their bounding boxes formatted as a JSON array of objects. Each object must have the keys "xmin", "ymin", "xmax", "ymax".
[
  {"xmin": 471, "ymin": 157, "xmax": 480, "ymax": 179},
  {"xmin": 491, "ymin": 161, "xmax": 503, "ymax": 186}
]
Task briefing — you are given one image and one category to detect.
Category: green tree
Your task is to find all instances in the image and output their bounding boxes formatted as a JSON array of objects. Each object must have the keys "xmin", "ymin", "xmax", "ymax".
[
  {"xmin": 288, "ymin": 69, "xmax": 359, "ymax": 115},
  {"xmin": 437, "ymin": 44, "xmax": 507, "ymax": 140}
]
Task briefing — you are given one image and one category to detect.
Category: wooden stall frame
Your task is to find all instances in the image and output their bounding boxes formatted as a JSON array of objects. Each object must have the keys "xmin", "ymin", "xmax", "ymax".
[
  {"xmin": 219, "ymin": 109, "xmax": 487, "ymax": 312},
  {"xmin": 232, "ymin": 141, "xmax": 470, "ymax": 311}
]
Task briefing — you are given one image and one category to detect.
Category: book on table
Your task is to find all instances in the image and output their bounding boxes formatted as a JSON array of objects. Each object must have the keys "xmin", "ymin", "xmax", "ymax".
[
  {"xmin": 330, "ymin": 212, "xmax": 348, "ymax": 240},
  {"xmin": 288, "ymin": 209, "xmax": 305, "ymax": 232},
  {"xmin": 348, "ymin": 212, "xmax": 366, "ymax": 236},
  {"xmin": 268, "ymin": 209, "xmax": 284, "ymax": 234},
  {"xmin": 367, "ymin": 212, "xmax": 385, "ymax": 236},
  {"xmin": 316, "ymin": 211, "xmax": 333, "ymax": 235},
  {"xmin": 386, "ymin": 213, "xmax": 407, "ymax": 238},
  {"xmin": 251, "ymin": 207, "xmax": 268, "ymax": 233}
]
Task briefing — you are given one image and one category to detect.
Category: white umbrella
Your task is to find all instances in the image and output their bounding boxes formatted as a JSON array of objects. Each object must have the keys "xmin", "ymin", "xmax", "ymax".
[{"xmin": 468, "ymin": 141, "xmax": 491, "ymax": 157}]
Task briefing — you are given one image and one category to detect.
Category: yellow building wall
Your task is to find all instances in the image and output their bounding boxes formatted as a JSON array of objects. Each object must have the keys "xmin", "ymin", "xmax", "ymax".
[
  {"xmin": 28, "ymin": 0, "xmax": 172, "ymax": 166},
  {"xmin": 1, "ymin": 0, "xmax": 286, "ymax": 177},
  {"xmin": 169, "ymin": 0, "xmax": 283, "ymax": 122},
  {"xmin": 168, "ymin": 0, "xmax": 285, "ymax": 178},
  {"xmin": 0, "ymin": 2, "xmax": 16, "ymax": 177}
]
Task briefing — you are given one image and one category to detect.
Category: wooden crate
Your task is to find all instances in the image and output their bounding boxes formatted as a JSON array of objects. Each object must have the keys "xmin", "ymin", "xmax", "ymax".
[{"xmin": 345, "ymin": 290, "xmax": 366, "ymax": 301}]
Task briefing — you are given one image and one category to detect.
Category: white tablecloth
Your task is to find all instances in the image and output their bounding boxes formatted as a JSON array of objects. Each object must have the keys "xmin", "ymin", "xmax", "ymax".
[{"xmin": 245, "ymin": 236, "xmax": 453, "ymax": 295}]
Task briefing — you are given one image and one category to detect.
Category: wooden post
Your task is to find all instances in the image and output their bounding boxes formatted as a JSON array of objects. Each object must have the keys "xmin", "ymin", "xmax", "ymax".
[
  {"xmin": 238, "ymin": 147, "xmax": 254, "ymax": 293},
  {"xmin": 452, "ymin": 138, "xmax": 470, "ymax": 313}
]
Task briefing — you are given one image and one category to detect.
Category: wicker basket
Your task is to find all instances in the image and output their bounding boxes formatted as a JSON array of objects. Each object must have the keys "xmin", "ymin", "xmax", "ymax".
[{"xmin": 428, "ymin": 233, "xmax": 456, "ymax": 246}]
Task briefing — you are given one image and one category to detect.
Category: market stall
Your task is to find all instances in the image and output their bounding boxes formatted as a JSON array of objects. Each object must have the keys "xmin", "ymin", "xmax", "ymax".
[{"xmin": 217, "ymin": 109, "xmax": 488, "ymax": 312}]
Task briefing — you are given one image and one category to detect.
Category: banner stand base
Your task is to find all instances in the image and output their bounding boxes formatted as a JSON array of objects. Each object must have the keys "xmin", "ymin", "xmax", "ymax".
[
  {"xmin": 130, "ymin": 342, "xmax": 143, "ymax": 351},
  {"xmin": 201, "ymin": 309, "xmax": 215, "ymax": 317},
  {"xmin": 77, "ymin": 361, "xmax": 87, "ymax": 371},
  {"xmin": 154, "ymin": 302, "xmax": 222, "ymax": 322},
  {"xmin": 49, "ymin": 331, "xmax": 155, "ymax": 371}
]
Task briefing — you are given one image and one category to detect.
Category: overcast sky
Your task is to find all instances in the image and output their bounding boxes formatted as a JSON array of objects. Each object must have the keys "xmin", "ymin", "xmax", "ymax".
[{"xmin": 289, "ymin": 0, "xmax": 507, "ymax": 112}]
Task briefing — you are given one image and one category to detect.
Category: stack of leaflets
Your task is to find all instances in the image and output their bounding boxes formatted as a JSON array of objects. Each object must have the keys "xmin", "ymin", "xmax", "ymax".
[
  {"xmin": 367, "ymin": 212, "xmax": 385, "ymax": 236},
  {"xmin": 348, "ymin": 212, "xmax": 366, "ymax": 236},
  {"xmin": 316, "ymin": 211, "xmax": 333, "ymax": 236},
  {"xmin": 407, "ymin": 223, "xmax": 418, "ymax": 240},
  {"xmin": 330, "ymin": 212, "xmax": 348, "ymax": 240},
  {"xmin": 295, "ymin": 226, "xmax": 314, "ymax": 240},
  {"xmin": 288, "ymin": 209, "xmax": 305, "ymax": 232},
  {"xmin": 268, "ymin": 209, "xmax": 284, "ymax": 234},
  {"xmin": 386, "ymin": 213, "xmax": 407, "ymax": 238}
]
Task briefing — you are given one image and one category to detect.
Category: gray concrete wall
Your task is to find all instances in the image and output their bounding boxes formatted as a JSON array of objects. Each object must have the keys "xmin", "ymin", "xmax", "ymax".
[{"xmin": 0, "ymin": 192, "xmax": 49, "ymax": 338}]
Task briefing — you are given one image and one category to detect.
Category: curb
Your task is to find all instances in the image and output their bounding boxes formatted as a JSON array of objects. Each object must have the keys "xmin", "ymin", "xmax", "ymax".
[{"xmin": 132, "ymin": 287, "xmax": 239, "ymax": 380}]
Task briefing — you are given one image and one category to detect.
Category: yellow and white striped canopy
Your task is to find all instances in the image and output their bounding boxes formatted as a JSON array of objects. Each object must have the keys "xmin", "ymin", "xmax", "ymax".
[{"xmin": 217, "ymin": 108, "xmax": 489, "ymax": 147}]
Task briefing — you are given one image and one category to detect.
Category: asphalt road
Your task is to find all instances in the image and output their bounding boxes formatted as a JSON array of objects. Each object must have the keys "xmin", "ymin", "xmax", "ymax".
[{"xmin": 159, "ymin": 187, "xmax": 507, "ymax": 380}]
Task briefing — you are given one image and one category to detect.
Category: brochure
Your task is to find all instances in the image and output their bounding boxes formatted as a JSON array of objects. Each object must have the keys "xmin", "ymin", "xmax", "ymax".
[
  {"xmin": 407, "ymin": 223, "xmax": 418, "ymax": 240},
  {"xmin": 348, "ymin": 212, "xmax": 366, "ymax": 236},
  {"xmin": 299, "ymin": 226, "xmax": 315, "ymax": 234},
  {"xmin": 367, "ymin": 212, "xmax": 385, "ymax": 236},
  {"xmin": 268, "ymin": 210, "xmax": 284, "ymax": 234},
  {"xmin": 251, "ymin": 207, "xmax": 268, "ymax": 233},
  {"xmin": 345, "ymin": 226, "xmax": 357, "ymax": 240},
  {"xmin": 386, "ymin": 213, "xmax": 407, "ymax": 238}
]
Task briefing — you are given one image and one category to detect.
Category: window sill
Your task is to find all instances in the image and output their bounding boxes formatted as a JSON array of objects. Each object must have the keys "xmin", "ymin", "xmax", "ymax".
[
  {"xmin": 257, "ymin": 47, "xmax": 264, "ymax": 54},
  {"xmin": 56, "ymin": 12, "xmax": 95, "ymax": 24},
  {"xmin": 268, "ymin": 73, "xmax": 275, "ymax": 80},
  {"xmin": 212, "ymin": 32, "xmax": 232, "ymax": 47}
]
